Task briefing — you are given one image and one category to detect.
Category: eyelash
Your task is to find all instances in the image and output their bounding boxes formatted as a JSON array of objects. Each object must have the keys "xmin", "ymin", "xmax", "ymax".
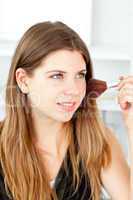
[{"xmin": 50, "ymin": 73, "xmax": 86, "ymax": 79}]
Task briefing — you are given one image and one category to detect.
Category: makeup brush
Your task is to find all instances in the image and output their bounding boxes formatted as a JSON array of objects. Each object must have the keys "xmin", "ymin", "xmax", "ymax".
[{"xmin": 87, "ymin": 78, "xmax": 119, "ymax": 98}]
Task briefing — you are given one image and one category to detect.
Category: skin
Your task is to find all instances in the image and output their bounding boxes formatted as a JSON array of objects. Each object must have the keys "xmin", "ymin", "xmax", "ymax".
[{"xmin": 16, "ymin": 50, "xmax": 131, "ymax": 199}]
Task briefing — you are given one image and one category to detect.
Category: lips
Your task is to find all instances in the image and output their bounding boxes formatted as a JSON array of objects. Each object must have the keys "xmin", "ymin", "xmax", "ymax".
[{"xmin": 56, "ymin": 102, "xmax": 76, "ymax": 112}]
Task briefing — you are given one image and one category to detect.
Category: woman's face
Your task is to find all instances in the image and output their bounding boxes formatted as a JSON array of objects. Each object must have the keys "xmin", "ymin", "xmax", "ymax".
[{"xmin": 27, "ymin": 49, "xmax": 87, "ymax": 122}]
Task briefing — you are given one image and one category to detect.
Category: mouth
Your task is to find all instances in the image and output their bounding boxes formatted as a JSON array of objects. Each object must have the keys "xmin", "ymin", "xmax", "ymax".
[{"xmin": 56, "ymin": 102, "xmax": 77, "ymax": 112}]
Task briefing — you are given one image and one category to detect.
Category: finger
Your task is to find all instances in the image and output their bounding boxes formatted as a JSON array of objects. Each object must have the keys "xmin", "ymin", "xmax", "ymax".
[
  {"xmin": 118, "ymin": 75, "xmax": 133, "ymax": 80},
  {"xmin": 117, "ymin": 84, "xmax": 133, "ymax": 98},
  {"xmin": 117, "ymin": 85, "xmax": 133, "ymax": 103},
  {"xmin": 120, "ymin": 101, "xmax": 129, "ymax": 110},
  {"xmin": 120, "ymin": 83, "xmax": 133, "ymax": 93},
  {"xmin": 119, "ymin": 75, "xmax": 126, "ymax": 80},
  {"xmin": 118, "ymin": 95, "xmax": 133, "ymax": 109},
  {"xmin": 117, "ymin": 75, "xmax": 127, "ymax": 88},
  {"xmin": 117, "ymin": 76, "xmax": 133, "ymax": 90}
]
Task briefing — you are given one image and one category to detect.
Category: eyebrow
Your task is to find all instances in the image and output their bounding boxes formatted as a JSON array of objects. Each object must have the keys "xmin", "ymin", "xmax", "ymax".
[{"xmin": 46, "ymin": 69, "xmax": 87, "ymax": 74}]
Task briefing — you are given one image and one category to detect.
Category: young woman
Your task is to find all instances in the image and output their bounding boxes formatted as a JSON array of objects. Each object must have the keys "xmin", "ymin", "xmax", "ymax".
[{"xmin": 0, "ymin": 21, "xmax": 132, "ymax": 200}]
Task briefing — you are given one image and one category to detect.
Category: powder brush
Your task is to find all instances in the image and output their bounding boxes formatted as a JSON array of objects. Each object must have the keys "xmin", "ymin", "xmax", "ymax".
[{"xmin": 87, "ymin": 78, "xmax": 118, "ymax": 98}]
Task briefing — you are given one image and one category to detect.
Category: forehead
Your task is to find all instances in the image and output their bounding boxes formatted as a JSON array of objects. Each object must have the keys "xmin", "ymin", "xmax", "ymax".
[{"xmin": 40, "ymin": 49, "xmax": 86, "ymax": 71}]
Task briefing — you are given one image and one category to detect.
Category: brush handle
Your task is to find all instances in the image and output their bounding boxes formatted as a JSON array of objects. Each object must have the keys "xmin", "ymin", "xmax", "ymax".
[{"xmin": 107, "ymin": 82, "xmax": 119, "ymax": 88}]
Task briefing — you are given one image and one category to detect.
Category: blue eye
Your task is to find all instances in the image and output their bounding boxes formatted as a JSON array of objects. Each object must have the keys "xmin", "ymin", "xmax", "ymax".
[
  {"xmin": 77, "ymin": 73, "xmax": 86, "ymax": 79},
  {"xmin": 50, "ymin": 73, "xmax": 63, "ymax": 79}
]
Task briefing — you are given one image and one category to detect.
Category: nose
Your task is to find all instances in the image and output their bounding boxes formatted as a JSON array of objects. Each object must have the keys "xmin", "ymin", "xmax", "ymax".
[{"xmin": 63, "ymin": 79, "xmax": 80, "ymax": 96}]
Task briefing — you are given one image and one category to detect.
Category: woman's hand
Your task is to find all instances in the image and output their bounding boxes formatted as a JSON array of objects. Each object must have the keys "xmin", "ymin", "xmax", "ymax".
[
  {"xmin": 117, "ymin": 75, "xmax": 133, "ymax": 132},
  {"xmin": 117, "ymin": 75, "xmax": 133, "ymax": 199}
]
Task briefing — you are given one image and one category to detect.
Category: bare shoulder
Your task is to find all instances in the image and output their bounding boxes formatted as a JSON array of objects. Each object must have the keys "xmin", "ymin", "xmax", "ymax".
[{"xmin": 100, "ymin": 126, "xmax": 130, "ymax": 200}]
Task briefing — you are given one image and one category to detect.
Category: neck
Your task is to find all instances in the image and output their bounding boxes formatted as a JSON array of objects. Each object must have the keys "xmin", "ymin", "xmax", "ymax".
[{"xmin": 31, "ymin": 109, "xmax": 70, "ymax": 157}]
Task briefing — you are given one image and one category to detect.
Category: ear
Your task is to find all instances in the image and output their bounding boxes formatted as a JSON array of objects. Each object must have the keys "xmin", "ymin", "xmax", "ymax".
[{"xmin": 15, "ymin": 68, "xmax": 29, "ymax": 94}]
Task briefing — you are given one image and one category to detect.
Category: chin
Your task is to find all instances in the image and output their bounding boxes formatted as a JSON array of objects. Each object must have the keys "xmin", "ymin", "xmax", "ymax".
[{"xmin": 54, "ymin": 113, "xmax": 74, "ymax": 123}]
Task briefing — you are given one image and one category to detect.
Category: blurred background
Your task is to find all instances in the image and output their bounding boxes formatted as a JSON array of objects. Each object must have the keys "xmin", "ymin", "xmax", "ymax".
[{"xmin": 0, "ymin": 0, "xmax": 131, "ymax": 198}]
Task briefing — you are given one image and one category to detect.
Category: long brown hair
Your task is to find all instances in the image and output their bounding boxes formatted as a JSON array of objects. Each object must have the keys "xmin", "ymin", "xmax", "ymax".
[{"xmin": 0, "ymin": 21, "xmax": 111, "ymax": 200}]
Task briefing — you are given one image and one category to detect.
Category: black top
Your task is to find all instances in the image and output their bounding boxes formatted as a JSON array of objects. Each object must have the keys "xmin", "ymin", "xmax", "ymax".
[
  {"xmin": 0, "ymin": 151, "xmax": 92, "ymax": 200},
  {"xmin": 54, "ymin": 150, "xmax": 92, "ymax": 200},
  {"xmin": 0, "ymin": 167, "xmax": 10, "ymax": 200}
]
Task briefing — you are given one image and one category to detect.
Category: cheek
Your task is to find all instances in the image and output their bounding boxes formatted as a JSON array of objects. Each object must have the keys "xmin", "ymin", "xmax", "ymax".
[
  {"xmin": 28, "ymin": 83, "xmax": 47, "ymax": 106},
  {"xmin": 79, "ymin": 82, "xmax": 86, "ymax": 94},
  {"xmin": 40, "ymin": 87, "xmax": 58, "ymax": 105},
  {"xmin": 80, "ymin": 83, "xmax": 87, "ymax": 102}
]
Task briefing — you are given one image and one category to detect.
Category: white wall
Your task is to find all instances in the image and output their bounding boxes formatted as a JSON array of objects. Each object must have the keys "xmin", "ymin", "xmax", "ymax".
[
  {"xmin": 0, "ymin": 0, "xmax": 92, "ymax": 45},
  {"xmin": 91, "ymin": 0, "xmax": 129, "ymax": 49}
]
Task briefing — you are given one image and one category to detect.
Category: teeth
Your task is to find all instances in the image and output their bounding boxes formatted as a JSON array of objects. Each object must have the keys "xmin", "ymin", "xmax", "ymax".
[{"xmin": 59, "ymin": 102, "xmax": 74, "ymax": 106}]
